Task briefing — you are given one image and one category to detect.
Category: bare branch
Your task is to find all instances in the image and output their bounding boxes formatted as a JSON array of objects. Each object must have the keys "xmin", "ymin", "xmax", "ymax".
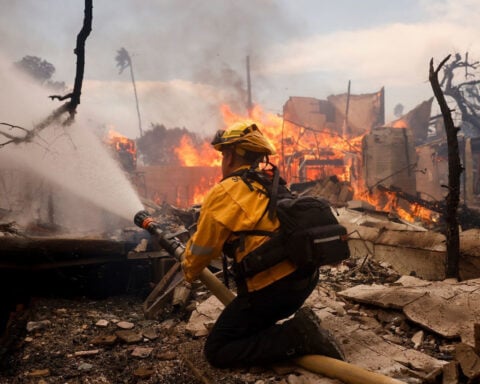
[
  {"xmin": 0, "ymin": 122, "xmax": 30, "ymax": 133},
  {"xmin": 0, "ymin": 123, "xmax": 35, "ymax": 147},
  {"xmin": 1, "ymin": 0, "xmax": 93, "ymax": 149},
  {"xmin": 48, "ymin": 93, "xmax": 73, "ymax": 101}
]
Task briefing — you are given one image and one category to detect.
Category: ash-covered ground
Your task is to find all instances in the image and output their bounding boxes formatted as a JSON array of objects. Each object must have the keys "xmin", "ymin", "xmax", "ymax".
[{"xmin": 0, "ymin": 257, "xmax": 458, "ymax": 384}]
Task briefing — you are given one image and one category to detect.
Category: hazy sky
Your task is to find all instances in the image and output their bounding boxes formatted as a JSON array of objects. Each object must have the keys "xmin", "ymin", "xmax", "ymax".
[{"xmin": 1, "ymin": 0, "xmax": 480, "ymax": 139}]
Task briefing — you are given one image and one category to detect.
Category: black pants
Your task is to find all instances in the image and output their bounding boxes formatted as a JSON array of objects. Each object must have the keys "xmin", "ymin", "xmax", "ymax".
[{"xmin": 204, "ymin": 267, "xmax": 319, "ymax": 368}]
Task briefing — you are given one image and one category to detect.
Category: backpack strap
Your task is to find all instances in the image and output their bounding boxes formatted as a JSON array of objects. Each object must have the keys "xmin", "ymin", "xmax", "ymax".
[
  {"xmin": 267, "ymin": 165, "xmax": 280, "ymax": 220},
  {"xmin": 221, "ymin": 163, "xmax": 289, "ymax": 283}
]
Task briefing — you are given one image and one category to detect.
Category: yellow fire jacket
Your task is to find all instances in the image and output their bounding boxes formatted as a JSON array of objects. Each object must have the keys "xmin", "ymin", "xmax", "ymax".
[{"xmin": 182, "ymin": 166, "xmax": 296, "ymax": 292}]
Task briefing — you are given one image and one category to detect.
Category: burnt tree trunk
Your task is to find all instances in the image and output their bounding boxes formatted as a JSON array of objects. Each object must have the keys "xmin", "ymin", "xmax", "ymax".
[
  {"xmin": 67, "ymin": 0, "xmax": 92, "ymax": 120},
  {"xmin": 429, "ymin": 55, "xmax": 463, "ymax": 279}
]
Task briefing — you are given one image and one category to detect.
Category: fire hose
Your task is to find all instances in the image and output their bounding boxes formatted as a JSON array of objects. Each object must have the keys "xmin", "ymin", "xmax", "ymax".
[
  {"xmin": 134, "ymin": 210, "xmax": 405, "ymax": 384},
  {"xmin": 134, "ymin": 210, "xmax": 235, "ymax": 305}
]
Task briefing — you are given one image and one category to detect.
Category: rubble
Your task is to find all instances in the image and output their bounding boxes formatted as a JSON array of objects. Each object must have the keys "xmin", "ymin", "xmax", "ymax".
[
  {"xmin": 2, "ymin": 195, "xmax": 480, "ymax": 383},
  {"xmin": 2, "ymin": 255, "xmax": 480, "ymax": 384},
  {"xmin": 338, "ymin": 277, "xmax": 480, "ymax": 347}
]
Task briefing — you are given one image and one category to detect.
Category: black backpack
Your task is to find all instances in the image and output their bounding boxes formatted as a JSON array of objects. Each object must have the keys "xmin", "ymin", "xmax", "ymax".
[{"xmin": 224, "ymin": 165, "xmax": 351, "ymax": 279}]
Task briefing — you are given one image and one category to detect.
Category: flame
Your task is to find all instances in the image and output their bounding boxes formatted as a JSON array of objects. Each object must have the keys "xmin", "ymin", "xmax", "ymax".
[
  {"xmin": 173, "ymin": 103, "xmax": 367, "ymax": 204},
  {"xmin": 105, "ymin": 129, "xmax": 137, "ymax": 167},
  {"xmin": 106, "ymin": 129, "xmax": 136, "ymax": 153},
  {"xmin": 174, "ymin": 104, "xmax": 364, "ymax": 183},
  {"xmin": 218, "ymin": 104, "xmax": 364, "ymax": 184},
  {"xmin": 192, "ymin": 176, "xmax": 214, "ymax": 205},
  {"xmin": 392, "ymin": 119, "xmax": 408, "ymax": 129},
  {"xmin": 358, "ymin": 188, "xmax": 439, "ymax": 225},
  {"xmin": 172, "ymin": 103, "xmax": 437, "ymax": 226},
  {"xmin": 174, "ymin": 135, "xmax": 221, "ymax": 167}
]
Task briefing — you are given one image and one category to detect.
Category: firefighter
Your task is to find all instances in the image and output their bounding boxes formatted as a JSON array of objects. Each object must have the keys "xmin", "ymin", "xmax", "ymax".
[{"xmin": 181, "ymin": 121, "xmax": 345, "ymax": 368}]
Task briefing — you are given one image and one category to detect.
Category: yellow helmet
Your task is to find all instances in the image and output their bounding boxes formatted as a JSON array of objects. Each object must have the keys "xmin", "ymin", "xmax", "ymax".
[{"xmin": 211, "ymin": 121, "xmax": 276, "ymax": 156}]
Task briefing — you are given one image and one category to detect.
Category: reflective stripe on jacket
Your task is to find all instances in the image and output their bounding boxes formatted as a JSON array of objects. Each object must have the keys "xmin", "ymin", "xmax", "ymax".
[{"xmin": 182, "ymin": 166, "xmax": 296, "ymax": 292}]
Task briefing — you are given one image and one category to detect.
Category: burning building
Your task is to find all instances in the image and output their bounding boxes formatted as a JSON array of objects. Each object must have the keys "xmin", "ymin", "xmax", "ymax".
[
  {"xmin": 134, "ymin": 87, "xmax": 388, "ymax": 208},
  {"xmin": 132, "ymin": 84, "xmax": 480, "ymax": 230},
  {"xmin": 280, "ymin": 87, "xmax": 384, "ymax": 186}
]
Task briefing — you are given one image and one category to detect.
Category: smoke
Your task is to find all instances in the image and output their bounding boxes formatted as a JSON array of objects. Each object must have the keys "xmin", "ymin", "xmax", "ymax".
[
  {"xmin": 0, "ymin": 55, "xmax": 143, "ymax": 234},
  {"xmin": 0, "ymin": 55, "xmax": 57, "ymax": 128},
  {"xmin": 154, "ymin": 1, "xmax": 294, "ymax": 109},
  {"xmin": 0, "ymin": 1, "xmax": 298, "ymax": 137},
  {"xmin": 92, "ymin": 0, "xmax": 298, "ymax": 131}
]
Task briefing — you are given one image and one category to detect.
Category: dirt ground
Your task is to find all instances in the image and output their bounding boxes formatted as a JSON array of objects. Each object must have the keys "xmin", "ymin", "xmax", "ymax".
[
  {"xmin": 0, "ymin": 290, "xmax": 298, "ymax": 384},
  {"xmin": 0, "ymin": 258, "xmax": 460, "ymax": 384}
]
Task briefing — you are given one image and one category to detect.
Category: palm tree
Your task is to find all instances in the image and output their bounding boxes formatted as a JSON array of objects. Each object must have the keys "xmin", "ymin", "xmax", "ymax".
[{"xmin": 116, "ymin": 47, "xmax": 143, "ymax": 137}]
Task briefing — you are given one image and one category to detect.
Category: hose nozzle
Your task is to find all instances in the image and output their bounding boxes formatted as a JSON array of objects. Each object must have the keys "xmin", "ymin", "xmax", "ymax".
[
  {"xmin": 134, "ymin": 210, "xmax": 158, "ymax": 234},
  {"xmin": 134, "ymin": 210, "xmax": 184, "ymax": 259}
]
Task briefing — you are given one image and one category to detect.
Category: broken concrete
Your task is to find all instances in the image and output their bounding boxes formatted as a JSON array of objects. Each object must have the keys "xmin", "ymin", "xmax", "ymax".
[
  {"xmin": 185, "ymin": 295, "xmax": 223, "ymax": 337},
  {"xmin": 338, "ymin": 277, "xmax": 480, "ymax": 347},
  {"xmin": 336, "ymin": 207, "xmax": 480, "ymax": 280},
  {"xmin": 455, "ymin": 343, "xmax": 480, "ymax": 381},
  {"xmin": 185, "ymin": 284, "xmax": 446, "ymax": 381}
]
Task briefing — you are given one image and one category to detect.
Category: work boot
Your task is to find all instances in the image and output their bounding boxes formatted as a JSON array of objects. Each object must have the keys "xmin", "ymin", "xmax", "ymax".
[{"xmin": 291, "ymin": 307, "xmax": 345, "ymax": 361}]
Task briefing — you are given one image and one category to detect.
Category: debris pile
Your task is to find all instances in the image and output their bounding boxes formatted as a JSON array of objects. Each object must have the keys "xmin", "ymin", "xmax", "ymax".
[
  {"xmin": 2, "ymin": 254, "xmax": 480, "ymax": 383},
  {"xmin": 2, "ymin": 196, "xmax": 480, "ymax": 383}
]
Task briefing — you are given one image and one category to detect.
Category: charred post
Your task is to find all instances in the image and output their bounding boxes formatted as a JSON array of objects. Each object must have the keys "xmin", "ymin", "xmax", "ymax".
[
  {"xmin": 68, "ymin": 0, "xmax": 93, "ymax": 120},
  {"xmin": 429, "ymin": 55, "xmax": 462, "ymax": 279}
]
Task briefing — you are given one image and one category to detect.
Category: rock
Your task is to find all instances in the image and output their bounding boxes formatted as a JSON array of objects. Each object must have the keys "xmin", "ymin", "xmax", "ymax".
[
  {"xmin": 156, "ymin": 351, "xmax": 177, "ymax": 360},
  {"xmin": 115, "ymin": 330, "xmax": 142, "ymax": 344},
  {"xmin": 382, "ymin": 333, "xmax": 403, "ymax": 345},
  {"xmin": 25, "ymin": 369, "xmax": 50, "ymax": 377},
  {"xmin": 26, "ymin": 320, "xmax": 51, "ymax": 332},
  {"xmin": 347, "ymin": 309, "xmax": 361, "ymax": 317},
  {"xmin": 455, "ymin": 343, "xmax": 480, "ymax": 380},
  {"xmin": 95, "ymin": 319, "xmax": 109, "ymax": 327},
  {"xmin": 90, "ymin": 334, "xmax": 117, "ymax": 346},
  {"xmin": 133, "ymin": 366, "xmax": 155, "ymax": 378},
  {"xmin": 442, "ymin": 361, "xmax": 459, "ymax": 384},
  {"xmin": 422, "ymin": 367, "xmax": 442, "ymax": 384},
  {"xmin": 286, "ymin": 373, "xmax": 305, "ymax": 383},
  {"xmin": 411, "ymin": 330, "xmax": 424, "ymax": 349},
  {"xmin": 185, "ymin": 296, "xmax": 223, "ymax": 337},
  {"xmin": 159, "ymin": 318, "xmax": 177, "ymax": 331},
  {"xmin": 142, "ymin": 327, "xmax": 159, "ymax": 340},
  {"xmin": 116, "ymin": 321, "xmax": 135, "ymax": 329},
  {"xmin": 77, "ymin": 362, "xmax": 93, "ymax": 371},
  {"xmin": 131, "ymin": 346, "xmax": 153, "ymax": 358}
]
